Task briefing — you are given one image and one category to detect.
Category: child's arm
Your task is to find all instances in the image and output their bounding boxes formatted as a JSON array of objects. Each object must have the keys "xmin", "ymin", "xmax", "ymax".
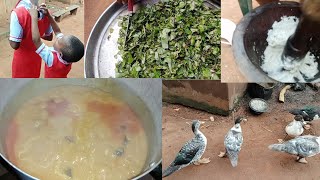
[
  {"xmin": 48, "ymin": 13, "xmax": 62, "ymax": 35},
  {"xmin": 38, "ymin": 4, "xmax": 53, "ymax": 41},
  {"xmin": 29, "ymin": 6, "xmax": 54, "ymax": 67},
  {"xmin": 39, "ymin": 5, "xmax": 62, "ymax": 35},
  {"xmin": 29, "ymin": 6, "xmax": 42, "ymax": 49}
]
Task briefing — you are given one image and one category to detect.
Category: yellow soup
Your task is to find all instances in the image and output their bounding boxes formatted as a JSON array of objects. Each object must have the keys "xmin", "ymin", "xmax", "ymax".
[{"xmin": 6, "ymin": 86, "xmax": 148, "ymax": 180}]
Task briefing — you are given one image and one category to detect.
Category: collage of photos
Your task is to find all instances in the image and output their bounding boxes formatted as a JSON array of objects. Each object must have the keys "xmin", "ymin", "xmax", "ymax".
[{"xmin": 0, "ymin": 0, "xmax": 319, "ymax": 180}]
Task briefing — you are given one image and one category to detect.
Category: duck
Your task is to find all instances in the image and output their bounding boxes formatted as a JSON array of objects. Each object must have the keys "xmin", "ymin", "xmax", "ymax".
[
  {"xmin": 290, "ymin": 83, "xmax": 306, "ymax": 91},
  {"xmin": 289, "ymin": 106, "xmax": 320, "ymax": 123},
  {"xmin": 284, "ymin": 115, "xmax": 306, "ymax": 139},
  {"xmin": 218, "ymin": 117, "xmax": 246, "ymax": 167},
  {"xmin": 162, "ymin": 120, "xmax": 207, "ymax": 178},
  {"xmin": 269, "ymin": 135, "xmax": 320, "ymax": 164}
]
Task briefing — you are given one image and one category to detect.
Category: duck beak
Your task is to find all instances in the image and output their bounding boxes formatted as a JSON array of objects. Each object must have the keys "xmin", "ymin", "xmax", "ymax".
[
  {"xmin": 200, "ymin": 121, "xmax": 205, "ymax": 124},
  {"xmin": 242, "ymin": 118, "xmax": 248, "ymax": 122}
]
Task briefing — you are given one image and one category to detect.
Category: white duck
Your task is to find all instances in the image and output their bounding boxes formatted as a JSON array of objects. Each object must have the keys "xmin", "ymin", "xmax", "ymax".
[
  {"xmin": 218, "ymin": 117, "xmax": 246, "ymax": 167},
  {"xmin": 284, "ymin": 115, "xmax": 306, "ymax": 139}
]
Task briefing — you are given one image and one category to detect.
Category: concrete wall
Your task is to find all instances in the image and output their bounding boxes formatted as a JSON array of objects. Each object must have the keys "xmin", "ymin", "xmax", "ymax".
[
  {"xmin": 162, "ymin": 81, "xmax": 247, "ymax": 116},
  {"xmin": 228, "ymin": 83, "xmax": 248, "ymax": 110}
]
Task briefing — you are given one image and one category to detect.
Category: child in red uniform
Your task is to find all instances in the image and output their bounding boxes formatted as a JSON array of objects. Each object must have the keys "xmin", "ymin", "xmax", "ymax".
[
  {"xmin": 9, "ymin": 0, "xmax": 52, "ymax": 78},
  {"xmin": 29, "ymin": 5, "xmax": 84, "ymax": 78}
]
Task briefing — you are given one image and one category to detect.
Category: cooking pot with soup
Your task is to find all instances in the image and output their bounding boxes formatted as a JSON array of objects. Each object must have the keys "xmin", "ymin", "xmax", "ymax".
[{"xmin": 0, "ymin": 79, "xmax": 162, "ymax": 180}]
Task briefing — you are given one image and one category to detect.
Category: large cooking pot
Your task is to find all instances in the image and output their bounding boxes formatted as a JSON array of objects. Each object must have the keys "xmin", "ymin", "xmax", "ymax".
[{"xmin": 0, "ymin": 79, "xmax": 162, "ymax": 180}]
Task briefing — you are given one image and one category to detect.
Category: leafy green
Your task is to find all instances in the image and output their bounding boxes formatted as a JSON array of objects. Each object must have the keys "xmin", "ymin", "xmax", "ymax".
[{"xmin": 116, "ymin": 0, "xmax": 221, "ymax": 79}]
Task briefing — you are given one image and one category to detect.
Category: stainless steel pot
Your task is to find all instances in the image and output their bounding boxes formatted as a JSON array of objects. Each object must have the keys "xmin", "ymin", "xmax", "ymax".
[{"xmin": 0, "ymin": 79, "xmax": 162, "ymax": 180}]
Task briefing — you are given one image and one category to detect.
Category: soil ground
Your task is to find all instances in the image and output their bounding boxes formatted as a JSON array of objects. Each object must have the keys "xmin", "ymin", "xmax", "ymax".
[
  {"xmin": 0, "ymin": 2, "xmax": 84, "ymax": 78},
  {"xmin": 84, "ymin": 0, "xmax": 112, "ymax": 41},
  {"xmin": 163, "ymin": 84, "xmax": 320, "ymax": 180}
]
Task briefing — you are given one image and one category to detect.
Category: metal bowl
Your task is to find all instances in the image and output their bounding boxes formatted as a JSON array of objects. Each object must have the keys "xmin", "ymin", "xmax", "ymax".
[
  {"xmin": 85, "ymin": 0, "xmax": 220, "ymax": 78},
  {"xmin": 249, "ymin": 98, "xmax": 268, "ymax": 115}
]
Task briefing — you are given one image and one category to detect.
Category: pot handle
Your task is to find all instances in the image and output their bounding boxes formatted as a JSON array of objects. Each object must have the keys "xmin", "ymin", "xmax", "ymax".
[
  {"xmin": 221, "ymin": 18, "xmax": 236, "ymax": 46},
  {"xmin": 149, "ymin": 163, "xmax": 162, "ymax": 180}
]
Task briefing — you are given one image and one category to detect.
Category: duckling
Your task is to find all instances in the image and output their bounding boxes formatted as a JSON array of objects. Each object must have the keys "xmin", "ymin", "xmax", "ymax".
[
  {"xmin": 289, "ymin": 106, "xmax": 320, "ymax": 123},
  {"xmin": 218, "ymin": 117, "xmax": 246, "ymax": 167},
  {"xmin": 278, "ymin": 115, "xmax": 306, "ymax": 143},
  {"xmin": 269, "ymin": 135, "xmax": 320, "ymax": 164},
  {"xmin": 285, "ymin": 115, "xmax": 306, "ymax": 138},
  {"xmin": 162, "ymin": 120, "xmax": 208, "ymax": 178}
]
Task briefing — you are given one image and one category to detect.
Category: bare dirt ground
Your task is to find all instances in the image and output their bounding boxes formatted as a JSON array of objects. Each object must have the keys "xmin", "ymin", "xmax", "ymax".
[
  {"xmin": 162, "ymin": 85, "xmax": 320, "ymax": 180},
  {"xmin": 0, "ymin": 3, "xmax": 84, "ymax": 78}
]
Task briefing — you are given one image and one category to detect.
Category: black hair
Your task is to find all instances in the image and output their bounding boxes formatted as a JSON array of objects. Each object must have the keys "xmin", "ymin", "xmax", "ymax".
[{"xmin": 60, "ymin": 35, "xmax": 84, "ymax": 63}]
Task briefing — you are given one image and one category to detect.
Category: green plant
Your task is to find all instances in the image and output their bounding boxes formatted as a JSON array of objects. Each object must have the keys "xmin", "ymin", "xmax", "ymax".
[{"xmin": 117, "ymin": 0, "xmax": 221, "ymax": 79}]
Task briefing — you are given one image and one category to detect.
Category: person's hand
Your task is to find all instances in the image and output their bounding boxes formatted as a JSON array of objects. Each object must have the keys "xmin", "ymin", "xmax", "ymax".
[
  {"xmin": 117, "ymin": 0, "xmax": 128, "ymax": 4},
  {"xmin": 28, "ymin": 5, "xmax": 38, "ymax": 19},
  {"xmin": 39, "ymin": 3, "xmax": 50, "ymax": 16}
]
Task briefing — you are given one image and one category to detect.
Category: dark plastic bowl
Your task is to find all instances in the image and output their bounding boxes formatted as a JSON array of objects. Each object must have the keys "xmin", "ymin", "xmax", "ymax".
[{"xmin": 247, "ymin": 83, "xmax": 275, "ymax": 100}]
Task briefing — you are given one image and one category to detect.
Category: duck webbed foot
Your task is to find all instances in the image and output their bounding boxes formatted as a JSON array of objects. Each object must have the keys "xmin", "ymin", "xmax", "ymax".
[
  {"xmin": 297, "ymin": 157, "xmax": 308, "ymax": 164},
  {"xmin": 278, "ymin": 134, "xmax": 290, "ymax": 143},
  {"xmin": 218, "ymin": 151, "xmax": 227, "ymax": 158},
  {"xmin": 194, "ymin": 158, "xmax": 211, "ymax": 165}
]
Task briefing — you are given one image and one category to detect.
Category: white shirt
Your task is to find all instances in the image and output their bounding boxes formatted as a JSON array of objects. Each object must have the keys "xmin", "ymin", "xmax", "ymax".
[
  {"xmin": 35, "ymin": 33, "xmax": 69, "ymax": 67},
  {"xmin": 9, "ymin": 0, "xmax": 53, "ymax": 42}
]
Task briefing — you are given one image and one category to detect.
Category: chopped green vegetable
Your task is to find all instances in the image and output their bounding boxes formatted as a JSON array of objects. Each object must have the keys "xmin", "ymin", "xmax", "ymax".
[{"xmin": 117, "ymin": 0, "xmax": 221, "ymax": 79}]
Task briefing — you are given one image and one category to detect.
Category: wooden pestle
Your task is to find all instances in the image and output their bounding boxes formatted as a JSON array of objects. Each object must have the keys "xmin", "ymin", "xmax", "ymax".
[{"xmin": 282, "ymin": 0, "xmax": 320, "ymax": 61}]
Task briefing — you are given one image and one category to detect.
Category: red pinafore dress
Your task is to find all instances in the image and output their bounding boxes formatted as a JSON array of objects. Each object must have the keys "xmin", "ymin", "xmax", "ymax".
[
  {"xmin": 45, "ymin": 52, "xmax": 72, "ymax": 78},
  {"xmin": 12, "ymin": 0, "xmax": 51, "ymax": 78}
]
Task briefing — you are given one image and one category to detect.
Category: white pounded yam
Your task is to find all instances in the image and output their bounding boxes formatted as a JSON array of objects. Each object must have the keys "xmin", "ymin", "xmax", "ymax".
[{"xmin": 261, "ymin": 16, "xmax": 319, "ymax": 82}]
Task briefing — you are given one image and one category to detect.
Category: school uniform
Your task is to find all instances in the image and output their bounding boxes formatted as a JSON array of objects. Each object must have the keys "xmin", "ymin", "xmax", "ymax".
[
  {"xmin": 10, "ymin": 0, "xmax": 53, "ymax": 78},
  {"xmin": 36, "ymin": 33, "xmax": 72, "ymax": 78}
]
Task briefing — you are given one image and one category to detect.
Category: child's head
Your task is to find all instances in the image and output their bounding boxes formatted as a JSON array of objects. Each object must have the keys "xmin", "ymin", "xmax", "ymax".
[{"xmin": 53, "ymin": 35, "xmax": 84, "ymax": 63}]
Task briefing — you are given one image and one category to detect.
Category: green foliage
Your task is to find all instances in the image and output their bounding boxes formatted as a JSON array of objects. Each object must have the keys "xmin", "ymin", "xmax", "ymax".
[{"xmin": 116, "ymin": 0, "xmax": 221, "ymax": 79}]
